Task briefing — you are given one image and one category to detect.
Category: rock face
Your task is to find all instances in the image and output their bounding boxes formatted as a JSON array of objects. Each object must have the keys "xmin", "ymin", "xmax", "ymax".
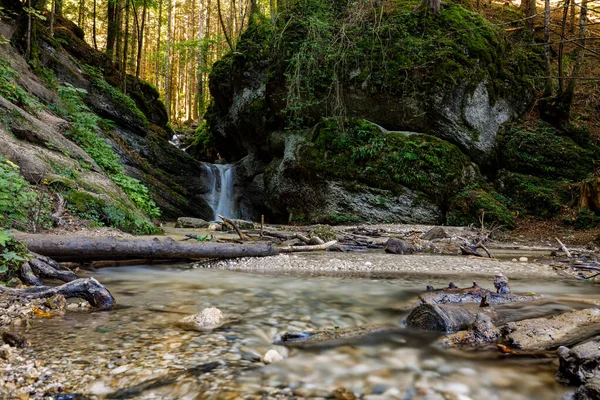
[
  {"xmin": 0, "ymin": 16, "xmax": 214, "ymax": 221},
  {"xmin": 202, "ymin": 2, "xmax": 537, "ymax": 224}
]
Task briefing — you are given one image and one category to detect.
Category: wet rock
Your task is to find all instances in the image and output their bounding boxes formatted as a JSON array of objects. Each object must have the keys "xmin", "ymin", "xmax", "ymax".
[
  {"xmin": 221, "ymin": 219, "xmax": 255, "ymax": 230},
  {"xmin": 493, "ymin": 273, "xmax": 511, "ymax": 294},
  {"xmin": 422, "ymin": 227, "xmax": 448, "ymax": 241},
  {"xmin": 573, "ymin": 377, "xmax": 600, "ymax": 400},
  {"xmin": 176, "ymin": 307, "xmax": 238, "ymax": 332},
  {"xmin": 262, "ymin": 349, "xmax": 285, "ymax": 364},
  {"xmin": 175, "ymin": 217, "xmax": 210, "ymax": 229},
  {"xmin": 0, "ymin": 345, "xmax": 10, "ymax": 360},
  {"xmin": 385, "ymin": 238, "xmax": 416, "ymax": 255},
  {"xmin": 2, "ymin": 332, "xmax": 29, "ymax": 348},
  {"xmin": 558, "ymin": 337, "xmax": 600, "ymax": 385}
]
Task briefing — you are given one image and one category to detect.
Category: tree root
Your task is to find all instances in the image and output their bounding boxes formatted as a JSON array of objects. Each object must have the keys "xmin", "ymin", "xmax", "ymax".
[
  {"xmin": 29, "ymin": 258, "xmax": 77, "ymax": 282},
  {"xmin": 0, "ymin": 278, "xmax": 115, "ymax": 310}
]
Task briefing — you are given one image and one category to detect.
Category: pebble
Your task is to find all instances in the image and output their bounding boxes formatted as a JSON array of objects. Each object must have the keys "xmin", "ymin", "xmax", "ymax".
[
  {"xmin": 519, "ymin": 257, "xmax": 528, "ymax": 262},
  {"xmin": 262, "ymin": 349, "xmax": 285, "ymax": 364}
]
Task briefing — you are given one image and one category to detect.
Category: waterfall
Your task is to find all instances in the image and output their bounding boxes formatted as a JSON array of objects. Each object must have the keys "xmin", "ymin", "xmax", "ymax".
[{"xmin": 204, "ymin": 164, "xmax": 236, "ymax": 220}]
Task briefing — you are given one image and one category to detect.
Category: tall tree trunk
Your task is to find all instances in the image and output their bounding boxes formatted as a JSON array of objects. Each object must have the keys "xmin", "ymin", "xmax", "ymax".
[
  {"xmin": 154, "ymin": 0, "xmax": 163, "ymax": 87},
  {"xmin": 136, "ymin": 0, "xmax": 147, "ymax": 78},
  {"xmin": 54, "ymin": 0, "xmax": 62, "ymax": 16},
  {"xmin": 116, "ymin": 0, "xmax": 124, "ymax": 65},
  {"xmin": 543, "ymin": 0, "xmax": 552, "ymax": 96},
  {"xmin": 122, "ymin": 0, "xmax": 130, "ymax": 92},
  {"xmin": 92, "ymin": 0, "xmax": 98, "ymax": 49},
  {"xmin": 269, "ymin": 0, "xmax": 275, "ymax": 23},
  {"xmin": 195, "ymin": 0, "xmax": 206, "ymax": 119},
  {"xmin": 106, "ymin": 0, "xmax": 118, "ymax": 59},
  {"xmin": 217, "ymin": 0, "xmax": 234, "ymax": 51},
  {"xmin": 165, "ymin": 0, "xmax": 172, "ymax": 119},
  {"xmin": 78, "ymin": 0, "xmax": 85, "ymax": 28},
  {"xmin": 570, "ymin": 0, "xmax": 577, "ymax": 33},
  {"xmin": 558, "ymin": 0, "xmax": 571, "ymax": 93},
  {"xmin": 26, "ymin": 0, "xmax": 32, "ymax": 60},
  {"xmin": 50, "ymin": 0, "xmax": 55, "ymax": 37},
  {"xmin": 562, "ymin": 0, "xmax": 588, "ymax": 117},
  {"xmin": 521, "ymin": 0, "xmax": 536, "ymax": 32}
]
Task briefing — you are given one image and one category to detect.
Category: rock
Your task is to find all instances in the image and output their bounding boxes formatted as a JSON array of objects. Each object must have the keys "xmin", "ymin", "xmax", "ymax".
[
  {"xmin": 0, "ymin": 345, "xmax": 10, "ymax": 360},
  {"xmin": 221, "ymin": 219, "xmax": 255, "ymax": 230},
  {"xmin": 558, "ymin": 338, "xmax": 600, "ymax": 385},
  {"xmin": 519, "ymin": 257, "xmax": 528, "ymax": 262},
  {"xmin": 493, "ymin": 273, "xmax": 511, "ymax": 294},
  {"xmin": 385, "ymin": 238, "xmax": 416, "ymax": 255},
  {"xmin": 511, "ymin": 258, "xmax": 518, "ymax": 262},
  {"xmin": 176, "ymin": 307, "xmax": 238, "ymax": 331},
  {"xmin": 422, "ymin": 227, "xmax": 448, "ymax": 241},
  {"xmin": 573, "ymin": 377, "xmax": 600, "ymax": 400},
  {"xmin": 175, "ymin": 217, "xmax": 210, "ymax": 229},
  {"xmin": 262, "ymin": 347, "xmax": 288, "ymax": 364},
  {"xmin": 2, "ymin": 332, "xmax": 29, "ymax": 348}
]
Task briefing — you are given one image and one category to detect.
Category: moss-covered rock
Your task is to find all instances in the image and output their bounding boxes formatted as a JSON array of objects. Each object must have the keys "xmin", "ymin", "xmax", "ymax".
[{"xmin": 447, "ymin": 185, "xmax": 516, "ymax": 228}]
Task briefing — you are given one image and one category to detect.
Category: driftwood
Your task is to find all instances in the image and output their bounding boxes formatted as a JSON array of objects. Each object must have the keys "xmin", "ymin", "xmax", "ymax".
[
  {"xmin": 0, "ymin": 278, "xmax": 115, "ymax": 310},
  {"xmin": 16, "ymin": 234, "xmax": 278, "ymax": 262},
  {"xmin": 442, "ymin": 308, "xmax": 600, "ymax": 351},
  {"xmin": 279, "ymin": 240, "xmax": 337, "ymax": 253},
  {"xmin": 420, "ymin": 283, "xmax": 543, "ymax": 305},
  {"xmin": 407, "ymin": 303, "xmax": 501, "ymax": 332},
  {"xmin": 218, "ymin": 214, "xmax": 249, "ymax": 241},
  {"xmin": 274, "ymin": 324, "xmax": 397, "ymax": 348},
  {"xmin": 556, "ymin": 237, "xmax": 573, "ymax": 258}
]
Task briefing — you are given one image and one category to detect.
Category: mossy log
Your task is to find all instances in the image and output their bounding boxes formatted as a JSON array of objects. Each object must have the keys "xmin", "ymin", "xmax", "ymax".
[
  {"xmin": 16, "ymin": 234, "xmax": 278, "ymax": 262},
  {"xmin": 0, "ymin": 278, "xmax": 115, "ymax": 310}
]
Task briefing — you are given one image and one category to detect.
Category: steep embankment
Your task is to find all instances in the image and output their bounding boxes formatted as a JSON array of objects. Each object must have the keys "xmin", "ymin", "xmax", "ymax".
[
  {"xmin": 201, "ymin": 0, "xmax": 599, "ymax": 227},
  {"xmin": 0, "ymin": 3, "xmax": 216, "ymax": 233}
]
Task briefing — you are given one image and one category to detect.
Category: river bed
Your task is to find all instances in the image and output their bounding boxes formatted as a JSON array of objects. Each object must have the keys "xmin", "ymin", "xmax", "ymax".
[{"xmin": 7, "ymin": 252, "xmax": 600, "ymax": 399}]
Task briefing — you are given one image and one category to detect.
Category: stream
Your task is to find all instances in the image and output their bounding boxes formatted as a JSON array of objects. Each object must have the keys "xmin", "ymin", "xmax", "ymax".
[{"xmin": 18, "ymin": 253, "xmax": 600, "ymax": 399}]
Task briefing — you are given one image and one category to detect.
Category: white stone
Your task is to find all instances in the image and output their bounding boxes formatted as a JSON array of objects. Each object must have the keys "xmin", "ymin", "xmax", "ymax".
[
  {"xmin": 176, "ymin": 307, "xmax": 225, "ymax": 331},
  {"xmin": 109, "ymin": 365, "xmax": 128, "ymax": 375},
  {"xmin": 519, "ymin": 257, "xmax": 528, "ymax": 262},
  {"xmin": 262, "ymin": 347, "xmax": 288, "ymax": 364}
]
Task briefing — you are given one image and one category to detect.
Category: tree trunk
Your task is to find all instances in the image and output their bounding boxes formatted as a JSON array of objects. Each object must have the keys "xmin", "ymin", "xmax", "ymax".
[
  {"xmin": 558, "ymin": 0, "xmax": 571, "ymax": 93},
  {"xmin": 154, "ymin": 0, "xmax": 163, "ymax": 87},
  {"xmin": 78, "ymin": 0, "xmax": 85, "ymax": 28},
  {"xmin": 15, "ymin": 234, "xmax": 279, "ymax": 262},
  {"xmin": 559, "ymin": 0, "xmax": 588, "ymax": 118},
  {"xmin": 106, "ymin": 0, "xmax": 118, "ymax": 59},
  {"xmin": 122, "ymin": 0, "xmax": 130, "ymax": 92},
  {"xmin": 543, "ymin": 0, "xmax": 552, "ymax": 96},
  {"xmin": 217, "ymin": 0, "xmax": 234, "ymax": 51},
  {"xmin": 165, "ymin": 0, "xmax": 172, "ymax": 118},
  {"xmin": 92, "ymin": 0, "xmax": 98, "ymax": 49},
  {"xmin": 521, "ymin": 0, "xmax": 536, "ymax": 32},
  {"xmin": 135, "ymin": 0, "xmax": 147, "ymax": 78},
  {"xmin": 54, "ymin": 0, "xmax": 62, "ymax": 16}
]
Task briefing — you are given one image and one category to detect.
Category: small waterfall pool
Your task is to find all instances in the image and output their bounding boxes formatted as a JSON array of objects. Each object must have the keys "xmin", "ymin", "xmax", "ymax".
[{"xmin": 204, "ymin": 163, "xmax": 236, "ymax": 220}]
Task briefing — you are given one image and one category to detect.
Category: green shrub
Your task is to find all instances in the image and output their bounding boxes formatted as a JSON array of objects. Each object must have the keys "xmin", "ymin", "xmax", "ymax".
[
  {"xmin": 0, "ymin": 57, "xmax": 41, "ymax": 110},
  {"xmin": 447, "ymin": 185, "xmax": 515, "ymax": 228},
  {"xmin": 0, "ymin": 157, "xmax": 52, "ymax": 231},
  {"xmin": 0, "ymin": 231, "xmax": 30, "ymax": 279},
  {"xmin": 574, "ymin": 208, "xmax": 600, "ymax": 230}
]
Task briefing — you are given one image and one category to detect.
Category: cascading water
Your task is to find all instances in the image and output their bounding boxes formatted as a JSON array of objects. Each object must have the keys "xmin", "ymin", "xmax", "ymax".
[{"xmin": 203, "ymin": 164, "xmax": 236, "ymax": 220}]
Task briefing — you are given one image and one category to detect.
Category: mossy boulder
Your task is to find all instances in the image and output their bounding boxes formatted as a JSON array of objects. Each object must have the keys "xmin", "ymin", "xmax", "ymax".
[
  {"xmin": 261, "ymin": 118, "xmax": 479, "ymax": 224},
  {"xmin": 206, "ymin": 1, "xmax": 540, "ymax": 165}
]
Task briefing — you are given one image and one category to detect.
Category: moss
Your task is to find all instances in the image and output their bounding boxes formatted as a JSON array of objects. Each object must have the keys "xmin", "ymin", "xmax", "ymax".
[
  {"xmin": 498, "ymin": 122, "xmax": 596, "ymax": 181},
  {"xmin": 299, "ymin": 118, "xmax": 475, "ymax": 205},
  {"xmin": 495, "ymin": 170, "xmax": 568, "ymax": 218},
  {"xmin": 309, "ymin": 224, "xmax": 338, "ymax": 240},
  {"xmin": 447, "ymin": 185, "xmax": 515, "ymax": 228}
]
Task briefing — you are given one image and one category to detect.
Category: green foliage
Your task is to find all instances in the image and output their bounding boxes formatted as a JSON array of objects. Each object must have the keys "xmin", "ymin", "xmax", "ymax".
[
  {"xmin": 52, "ymin": 84, "xmax": 161, "ymax": 232},
  {"xmin": 498, "ymin": 122, "xmax": 596, "ymax": 181},
  {"xmin": 194, "ymin": 234, "xmax": 213, "ymax": 242},
  {"xmin": 447, "ymin": 185, "xmax": 515, "ymax": 228},
  {"xmin": 495, "ymin": 170, "xmax": 567, "ymax": 218},
  {"xmin": 0, "ymin": 231, "xmax": 29, "ymax": 277},
  {"xmin": 573, "ymin": 208, "xmax": 600, "ymax": 230},
  {"xmin": 0, "ymin": 157, "xmax": 53, "ymax": 231},
  {"xmin": 303, "ymin": 118, "xmax": 474, "ymax": 204},
  {"xmin": 82, "ymin": 65, "xmax": 148, "ymax": 124},
  {"xmin": 64, "ymin": 191, "xmax": 160, "ymax": 235},
  {"xmin": 0, "ymin": 57, "xmax": 41, "ymax": 110},
  {"xmin": 190, "ymin": 122, "xmax": 214, "ymax": 151}
]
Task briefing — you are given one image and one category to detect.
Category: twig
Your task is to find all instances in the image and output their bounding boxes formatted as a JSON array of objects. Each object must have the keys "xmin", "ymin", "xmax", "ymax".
[{"xmin": 279, "ymin": 240, "xmax": 337, "ymax": 253}]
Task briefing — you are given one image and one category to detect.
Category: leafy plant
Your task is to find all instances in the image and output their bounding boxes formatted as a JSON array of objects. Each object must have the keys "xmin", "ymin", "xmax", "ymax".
[{"xmin": 0, "ymin": 57, "xmax": 41, "ymax": 110}]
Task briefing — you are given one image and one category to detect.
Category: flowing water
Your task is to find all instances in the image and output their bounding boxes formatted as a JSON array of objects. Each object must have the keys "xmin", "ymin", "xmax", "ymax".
[
  {"xmin": 203, "ymin": 164, "xmax": 236, "ymax": 220},
  {"xmin": 19, "ymin": 253, "xmax": 600, "ymax": 399}
]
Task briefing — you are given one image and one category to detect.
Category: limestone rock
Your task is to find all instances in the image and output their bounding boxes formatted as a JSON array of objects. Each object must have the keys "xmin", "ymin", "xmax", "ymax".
[
  {"xmin": 558, "ymin": 338, "xmax": 600, "ymax": 385},
  {"xmin": 262, "ymin": 347, "xmax": 289, "ymax": 364},
  {"xmin": 385, "ymin": 238, "xmax": 416, "ymax": 255},
  {"xmin": 176, "ymin": 307, "xmax": 239, "ymax": 332},
  {"xmin": 422, "ymin": 227, "xmax": 449, "ymax": 241},
  {"xmin": 175, "ymin": 217, "xmax": 210, "ymax": 229}
]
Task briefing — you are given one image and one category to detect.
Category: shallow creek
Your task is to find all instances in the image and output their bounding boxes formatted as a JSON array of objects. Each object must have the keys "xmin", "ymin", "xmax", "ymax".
[{"xmin": 20, "ymin": 253, "xmax": 600, "ymax": 399}]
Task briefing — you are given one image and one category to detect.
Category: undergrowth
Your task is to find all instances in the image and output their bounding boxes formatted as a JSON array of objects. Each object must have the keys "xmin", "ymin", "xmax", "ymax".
[
  {"xmin": 0, "ymin": 56, "xmax": 42, "ymax": 111},
  {"xmin": 51, "ymin": 84, "xmax": 160, "ymax": 234}
]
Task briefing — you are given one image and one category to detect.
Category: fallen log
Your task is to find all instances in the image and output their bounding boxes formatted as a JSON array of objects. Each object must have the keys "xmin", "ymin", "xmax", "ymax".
[
  {"xmin": 0, "ymin": 278, "xmax": 115, "ymax": 310},
  {"xmin": 279, "ymin": 240, "xmax": 337, "ymax": 253},
  {"xmin": 407, "ymin": 303, "xmax": 501, "ymax": 332},
  {"xmin": 16, "ymin": 234, "xmax": 278, "ymax": 262},
  {"xmin": 442, "ymin": 308, "xmax": 600, "ymax": 351},
  {"xmin": 218, "ymin": 214, "xmax": 249, "ymax": 241},
  {"xmin": 502, "ymin": 308, "xmax": 600, "ymax": 351},
  {"xmin": 420, "ymin": 283, "xmax": 543, "ymax": 305}
]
